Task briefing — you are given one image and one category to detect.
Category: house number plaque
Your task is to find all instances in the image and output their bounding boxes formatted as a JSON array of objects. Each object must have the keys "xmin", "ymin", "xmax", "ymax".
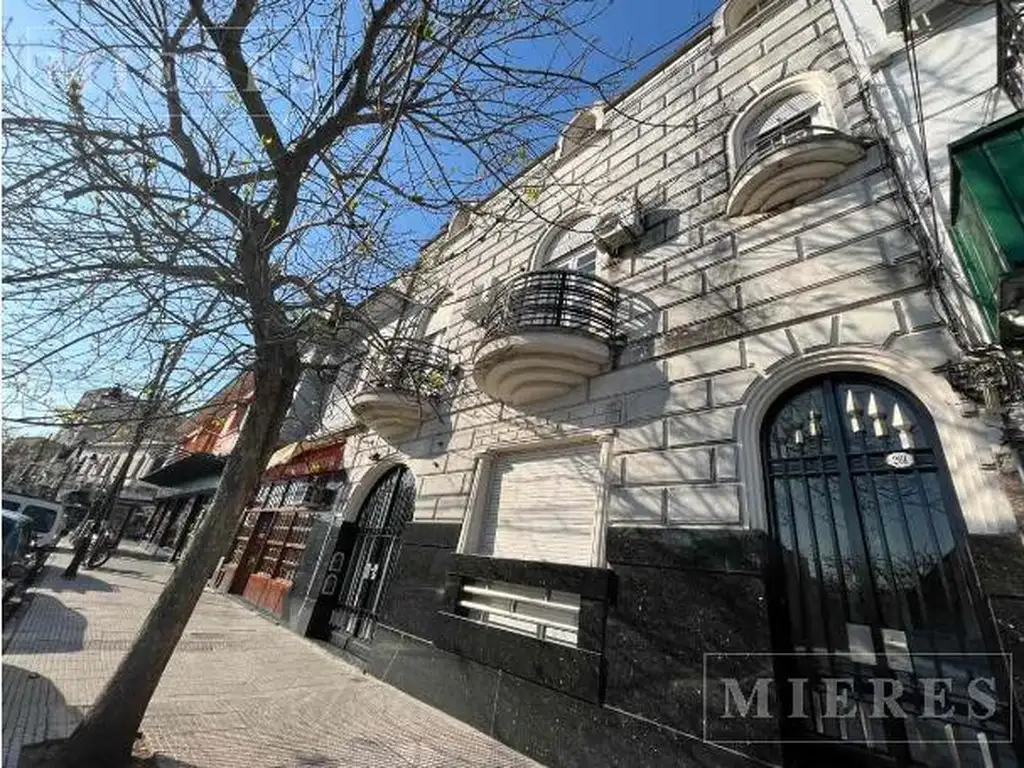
[{"xmin": 885, "ymin": 451, "xmax": 915, "ymax": 469}]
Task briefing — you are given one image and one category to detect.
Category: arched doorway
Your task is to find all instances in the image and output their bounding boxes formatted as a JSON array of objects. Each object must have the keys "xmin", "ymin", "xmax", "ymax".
[
  {"xmin": 326, "ymin": 465, "xmax": 415, "ymax": 642},
  {"xmin": 762, "ymin": 375, "xmax": 1019, "ymax": 766}
]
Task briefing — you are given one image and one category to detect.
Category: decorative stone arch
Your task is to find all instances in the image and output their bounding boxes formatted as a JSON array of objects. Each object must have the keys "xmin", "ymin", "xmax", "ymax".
[
  {"xmin": 712, "ymin": 0, "xmax": 790, "ymax": 42},
  {"xmin": 412, "ymin": 286, "xmax": 454, "ymax": 339},
  {"xmin": 735, "ymin": 347, "xmax": 1014, "ymax": 534},
  {"xmin": 446, "ymin": 208, "xmax": 473, "ymax": 241},
  {"xmin": 335, "ymin": 453, "xmax": 410, "ymax": 523},
  {"xmin": 726, "ymin": 70, "xmax": 849, "ymax": 176}
]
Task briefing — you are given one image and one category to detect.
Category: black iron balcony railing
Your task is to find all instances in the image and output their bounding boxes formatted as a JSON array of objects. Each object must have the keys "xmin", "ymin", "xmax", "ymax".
[
  {"xmin": 480, "ymin": 269, "xmax": 619, "ymax": 344},
  {"xmin": 734, "ymin": 124, "xmax": 852, "ymax": 182},
  {"xmin": 359, "ymin": 337, "xmax": 456, "ymax": 399},
  {"xmin": 998, "ymin": 0, "xmax": 1024, "ymax": 109}
]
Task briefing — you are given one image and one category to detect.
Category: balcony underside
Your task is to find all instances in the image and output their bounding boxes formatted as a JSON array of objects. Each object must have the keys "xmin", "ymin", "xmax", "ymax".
[
  {"xmin": 352, "ymin": 388, "xmax": 425, "ymax": 440},
  {"xmin": 472, "ymin": 331, "xmax": 612, "ymax": 406},
  {"xmin": 727, "ymin": 136, "xmax": 866, "ymax": 216}
]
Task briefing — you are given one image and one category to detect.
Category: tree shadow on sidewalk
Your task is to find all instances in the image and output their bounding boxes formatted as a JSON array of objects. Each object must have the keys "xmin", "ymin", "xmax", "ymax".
[
  {"xmin": 5, "ymin": 595, "xmax": 88, "ymax": 654},
  {"xmin": 40, "ymin": 565, "xmax": 116, "ymax": 594},
  {"xmin": 2, "ymin": 663, "xmax": 83, "ymax": 760}
]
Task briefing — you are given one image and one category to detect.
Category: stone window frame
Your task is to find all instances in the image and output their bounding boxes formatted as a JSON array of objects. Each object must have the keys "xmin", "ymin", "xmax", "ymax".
[
  {"xmin": 725, "ymin": 70, "xmax": 849, "ymax": 182},
  {"xmin": 456, "ymin": 432, "xmax": 617, "ymax": 568},
  {"xmin": 712, "ymin": 0, "xmax": 794, "ymax": 44}
]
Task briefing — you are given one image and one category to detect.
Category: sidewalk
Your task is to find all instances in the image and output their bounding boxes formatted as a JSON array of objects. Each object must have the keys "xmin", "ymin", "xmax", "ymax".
[{"xmin": 2, "ymin": 550, "xmax": 541, "ymax": 768}]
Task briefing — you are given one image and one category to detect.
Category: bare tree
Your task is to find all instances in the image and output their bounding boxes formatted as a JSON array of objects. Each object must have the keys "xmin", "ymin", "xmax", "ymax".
[{"xmin": 3, "ymin": 1, "xmax": 619, "ymax": 764}]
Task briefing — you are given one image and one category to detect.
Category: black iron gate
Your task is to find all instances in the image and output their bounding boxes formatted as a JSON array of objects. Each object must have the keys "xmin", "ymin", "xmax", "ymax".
[
  {"xmin": 763, "ymin": 375, "xmax": 1020, "ymax": 767},
  {"xmin": 326, "ymin": 465, "xmax": 415, "ymax": 643}
]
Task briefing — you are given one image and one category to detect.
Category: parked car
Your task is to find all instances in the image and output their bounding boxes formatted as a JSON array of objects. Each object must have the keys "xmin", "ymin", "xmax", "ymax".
[
  {"xmin": 2, "ymin": 510, "xmax": 37, "ymax": 602},
  {"xmin": 1, "ymin": 493, "xmax": 66, "ymax": 567}
]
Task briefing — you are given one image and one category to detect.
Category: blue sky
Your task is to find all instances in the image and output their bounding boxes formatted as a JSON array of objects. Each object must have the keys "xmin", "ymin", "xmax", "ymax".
[{"xmin": 2, "ymin": 0, "xmax": 719, "ymax": 436}]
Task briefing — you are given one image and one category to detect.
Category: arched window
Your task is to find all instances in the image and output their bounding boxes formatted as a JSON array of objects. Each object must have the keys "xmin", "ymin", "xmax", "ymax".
[
  {"xmin": 726, "ymin": 72, "xmax": 864, "ymax": 216},
  {"xmin": 539, "ymin": 214, "xmax": 598, "ymax": 275},
  {"xmin": 761, "ymin": 375, "xmax": 1016, "ymax": 763},
  {"xmin": 741, "ymin": 90, "xmax": 823, "ymax": 161}
]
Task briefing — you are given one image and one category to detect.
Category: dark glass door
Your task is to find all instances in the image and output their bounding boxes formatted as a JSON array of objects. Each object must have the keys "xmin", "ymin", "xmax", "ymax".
[
  {"xmin": 763, "ymin": 376, "xmax": 1020, "ymax": 767},
  {"xmin": 328, "ymin": 465, "xmax": 415, "ymax": 642}
]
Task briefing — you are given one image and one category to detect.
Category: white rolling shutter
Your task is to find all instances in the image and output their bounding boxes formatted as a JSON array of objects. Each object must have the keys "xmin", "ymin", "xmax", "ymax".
[
  {"xmin": 749, "ymin": 91, "xmax": 820, "ymax": 137},
  {"xmin": 478, "ymin": 444, "xmax": 602, "ymax": 566}
]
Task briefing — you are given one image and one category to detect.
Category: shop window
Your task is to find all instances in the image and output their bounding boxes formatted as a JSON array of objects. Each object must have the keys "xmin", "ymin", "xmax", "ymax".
[{"xmin": 266, "ymin": 481, "xmax": 288, "ymax": 508}]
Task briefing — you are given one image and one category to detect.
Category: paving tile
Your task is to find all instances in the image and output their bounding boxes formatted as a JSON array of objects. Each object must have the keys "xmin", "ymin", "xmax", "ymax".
[{"xmin": 2, "ymin": 550, "xmax": 539, "ymax": 768}]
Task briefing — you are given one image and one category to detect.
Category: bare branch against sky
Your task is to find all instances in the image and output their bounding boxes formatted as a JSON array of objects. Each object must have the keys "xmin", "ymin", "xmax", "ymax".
[
  {"xmin": 1, "ymin": 0, "xmax": 642, "ymax": 435},
  {"xmin": 1, "ymin": 2, "xmax": 646, "ymax": 764}
]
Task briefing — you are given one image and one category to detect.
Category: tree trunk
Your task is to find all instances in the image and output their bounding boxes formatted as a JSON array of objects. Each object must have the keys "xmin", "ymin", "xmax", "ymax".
[{"xmin": 49, "ymin": 342, "xmax": 302, "ymax": 767}]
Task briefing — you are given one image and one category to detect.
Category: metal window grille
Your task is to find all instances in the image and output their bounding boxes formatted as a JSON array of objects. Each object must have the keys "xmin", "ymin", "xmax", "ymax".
[
  {"xmin": 266, "ymin": 481, "xmax": 288, "ymax": 508},
  {"xmin": 458, "ymin": 579, "xmax": 581, "ymax": 647},
  {"xmin": 283, "ymin": 480, "xmax": 309, "ymax": 507},
  {"xmin": 735, "ymin": 124, "xmax": 849, "ymax": 182},
  {"xmin": 359, "ymin": 337, "xmax": 454, "ymax": 399}
]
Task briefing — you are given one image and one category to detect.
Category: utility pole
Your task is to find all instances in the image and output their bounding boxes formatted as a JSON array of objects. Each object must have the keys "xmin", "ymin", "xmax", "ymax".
[{"xmin": 63, "ymin": 346, "xmax": 177, "ymax": 579}]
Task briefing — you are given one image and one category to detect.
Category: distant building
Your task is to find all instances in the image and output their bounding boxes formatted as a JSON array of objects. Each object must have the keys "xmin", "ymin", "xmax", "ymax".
[
  {"xmin": 139, "ymin": 373, "xmax": 254, "ymax": 562},
  {"xmin": 49, "ymin": 386, "xmax": 179, "ymax": 517},
  {"xmin": 1, "ymin": 436, "xmax": 68, "ymax": 497}
]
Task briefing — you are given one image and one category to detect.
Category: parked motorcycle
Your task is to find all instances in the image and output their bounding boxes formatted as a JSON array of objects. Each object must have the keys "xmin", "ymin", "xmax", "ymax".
[
  {"xmin": 66, "ymin": 518, "xmax": 117, "ymax": 570},
  {"xmin": 83, "ymin": 522, "xmax": 116, "ymax": 569}
]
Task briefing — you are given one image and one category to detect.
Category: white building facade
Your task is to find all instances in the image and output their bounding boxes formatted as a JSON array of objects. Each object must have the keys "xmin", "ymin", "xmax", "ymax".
[{"xmin": 224, "ymin": 1, "xmax": 1024, "ymax": 764}]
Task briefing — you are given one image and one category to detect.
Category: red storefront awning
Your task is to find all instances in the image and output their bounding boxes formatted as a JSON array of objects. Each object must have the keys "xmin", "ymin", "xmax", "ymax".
[{"xmin": 264, "ymin": 436, "xmax": 345, "ymax": 481}]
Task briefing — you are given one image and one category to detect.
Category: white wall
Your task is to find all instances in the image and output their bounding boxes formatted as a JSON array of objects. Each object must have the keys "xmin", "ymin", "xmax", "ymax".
[
  {"xmin": 830, "ymin": 0, "xmax": 1017, "ymax": 343},
  {"xmin": 313, "ymin": 0, "xmax": 1017, "ymax": 553}
]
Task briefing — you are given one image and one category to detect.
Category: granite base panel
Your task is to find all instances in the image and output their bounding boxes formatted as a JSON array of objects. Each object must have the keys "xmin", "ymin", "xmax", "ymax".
[
  {"xmin": 355, "ymin": 525, "xmax": 780, "ymax": 766},
  {"xmin": 367, "ymin": 625, "xmax": 778, "ymax": 768}
]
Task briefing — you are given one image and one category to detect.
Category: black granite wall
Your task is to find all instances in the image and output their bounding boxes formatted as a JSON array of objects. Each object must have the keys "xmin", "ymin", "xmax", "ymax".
[
  {"xmin": 969, "ymin": 532, "xmax": 1024, "ymax": 736},
  {"xmin": 604, "ymin": 528, "xmax": 781, "ymax": 763},
  {"xmin": 317, "ymin": 523, "xmax": 782, "ymax": 768}
]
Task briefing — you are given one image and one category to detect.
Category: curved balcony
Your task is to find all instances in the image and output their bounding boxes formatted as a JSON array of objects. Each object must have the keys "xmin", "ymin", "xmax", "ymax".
[
  {"xmin": 352, "ymin": 338, "xmax": 454, "ymax": 440},
  {"xmin": 726, "ymin": 125, "xmax": 866, "ymax": 216},
  {"xmin": 472, "ymin": 270, "xmax": 618, "ymax": 406}
]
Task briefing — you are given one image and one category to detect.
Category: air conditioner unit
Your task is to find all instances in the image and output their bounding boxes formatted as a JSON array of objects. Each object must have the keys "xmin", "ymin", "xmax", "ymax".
[
  {"xmin": 463, "ymin": 279, "xmax": 500, "ymax": 324},
  {"xmin": 594, "ymin": 196, "xmax": 644, "ymax": 256}
]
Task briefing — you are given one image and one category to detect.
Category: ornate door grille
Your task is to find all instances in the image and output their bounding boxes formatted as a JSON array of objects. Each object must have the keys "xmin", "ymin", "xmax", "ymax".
[
  {"xmin": 763, "ymin": 376, "xmax": 1019, "ymax": 767},
  {"xmin": 328, "ymin": 465, "xmax": 415, "ymax": 642}
]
